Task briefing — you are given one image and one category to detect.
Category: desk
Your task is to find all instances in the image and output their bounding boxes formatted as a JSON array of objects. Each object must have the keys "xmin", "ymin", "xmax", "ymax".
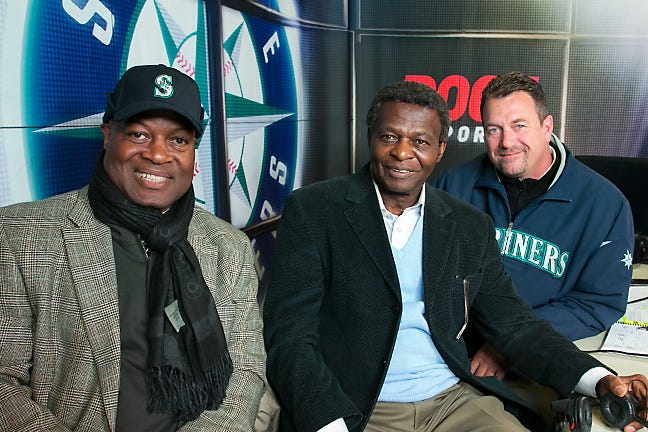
[
  {"xmin": 633, "ymin": 262, "xmax": 648, "ymax": 281},
  {"xmin": 572, "ymin": 265, "xmax": 648, "ymax": 431}
]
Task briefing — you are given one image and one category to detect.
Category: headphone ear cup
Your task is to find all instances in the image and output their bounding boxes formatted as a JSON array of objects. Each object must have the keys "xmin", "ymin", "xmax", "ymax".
[
  {"xmin": 599, "ymin": 393, "xmax": 637, "ymax": 428},
  {"xmin": 571, "ymin": 396, "xmax": 592, "ymax": 432},
  {"xmin": 551, "ymin": 395, "xmax": 592, "ymax": 432}
]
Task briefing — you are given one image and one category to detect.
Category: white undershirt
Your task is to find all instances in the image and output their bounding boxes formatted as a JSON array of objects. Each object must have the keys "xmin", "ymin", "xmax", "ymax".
[{"xmin": 372, "ymin": 180, "xmax": 425, "ymax": 249}]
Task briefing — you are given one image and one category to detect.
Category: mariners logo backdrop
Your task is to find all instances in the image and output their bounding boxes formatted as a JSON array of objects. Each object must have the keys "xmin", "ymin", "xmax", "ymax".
[
  {"xmin": 221, "ymin": 5, "xmax": 299, "ymax": 229},
  {"xmin": 0, "ymin": 0, "xmax": 348, "ymax": 299},
  {"xmin": 0, "ymin": 0, "xmax": 348, "ymax": 220},
  {"xmin": 4, "ymin": 0, "xmax": 216, "ymax": 208}
]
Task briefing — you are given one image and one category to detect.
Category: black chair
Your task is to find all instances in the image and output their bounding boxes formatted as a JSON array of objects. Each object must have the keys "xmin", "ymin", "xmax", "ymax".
[
  {"xmin": 576, "ymin": 155, "xmax": 648, "ymax": 235},
  {"xmin": 576, "ymin": 155, "xmax": 648, "ymax": 264}
]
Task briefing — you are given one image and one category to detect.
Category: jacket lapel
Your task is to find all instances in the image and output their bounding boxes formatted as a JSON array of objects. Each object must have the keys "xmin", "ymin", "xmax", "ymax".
[
  {"xmin": 344, "ymin": 166, "xmax": 401, "ymax": 299},
  {"xmin": 422, "ymin": 186, "xmax": 456, "ymax": 312},
  {"xmin": 63, "ymin": 189, "xmax": 121, "ymax": 430}
]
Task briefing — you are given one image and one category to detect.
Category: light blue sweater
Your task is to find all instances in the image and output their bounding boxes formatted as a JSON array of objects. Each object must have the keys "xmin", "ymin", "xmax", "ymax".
[{"xmin": 378, "ymin": 215, "xmax": 459, "ymax": 402}]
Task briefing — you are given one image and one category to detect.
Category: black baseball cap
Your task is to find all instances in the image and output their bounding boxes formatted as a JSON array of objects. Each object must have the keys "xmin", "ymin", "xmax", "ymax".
[{"xmin": 103, "ymin": 64, "xmax": 205, "ymax": 137}]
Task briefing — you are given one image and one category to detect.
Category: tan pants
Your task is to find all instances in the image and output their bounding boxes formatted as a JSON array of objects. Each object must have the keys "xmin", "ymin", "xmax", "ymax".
[
  {"xmin": 254, "ymin": 380, "xmax": 281, "ymax": 432},
  {"xmin": 364, "ymin": 382, "xmax": 530, "ymax": 432}
]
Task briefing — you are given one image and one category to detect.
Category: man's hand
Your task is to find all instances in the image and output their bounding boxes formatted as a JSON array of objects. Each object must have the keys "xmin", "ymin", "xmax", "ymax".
[
  {"xmin": 470, "ymin": 342, "xmax": 510, "ymax": 381},
  {"xmin": 596, "ymin": 374, "xmax": 648, "ymax": 432}
]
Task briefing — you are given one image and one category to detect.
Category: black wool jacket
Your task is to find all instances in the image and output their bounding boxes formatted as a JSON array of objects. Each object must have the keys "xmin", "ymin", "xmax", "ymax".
[{"xmin": 264, "ymin": 164, "xmax": 605, "ymax": 432}]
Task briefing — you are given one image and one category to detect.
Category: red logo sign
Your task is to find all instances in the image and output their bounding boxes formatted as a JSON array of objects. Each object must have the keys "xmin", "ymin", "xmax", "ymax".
[{"xmin": 405, "ymin": 74, "xmax": 539, "ymax": 123}]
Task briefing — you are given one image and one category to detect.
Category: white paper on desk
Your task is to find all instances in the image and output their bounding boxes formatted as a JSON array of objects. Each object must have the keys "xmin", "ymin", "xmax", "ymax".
[
  {"xmin": 617, "ymin": 297, "xmax": 648, "ymax": 326},
  {"xmin": 600, "ymin": 298, "xmax": 648, "ymax": 356},
  {"xmin": 601, "ymin": 324, "xmax": 648, "ymax": 356}
]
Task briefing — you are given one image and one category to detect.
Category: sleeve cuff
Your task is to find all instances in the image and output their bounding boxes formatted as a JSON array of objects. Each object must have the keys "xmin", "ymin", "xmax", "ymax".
[
  {"xmin": 317, "ymin": 418, "xmax": 350, "ymax": 432},
  {"xmin": 573, "ymin": 367, "xmax": 614, "ymax": 397}
]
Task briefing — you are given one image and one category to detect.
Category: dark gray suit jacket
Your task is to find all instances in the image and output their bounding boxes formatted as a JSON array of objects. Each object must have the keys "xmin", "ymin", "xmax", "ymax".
[{"xmin": 264, "ymin": 164, "xmax": 604, "ymax": 432}]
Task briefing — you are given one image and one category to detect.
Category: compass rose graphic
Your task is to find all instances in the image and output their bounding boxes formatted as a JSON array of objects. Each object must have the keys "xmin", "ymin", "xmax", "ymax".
[
  {"xmin": 621, "ymin": 249, "xmax": 633, "ymax": 270},
  {"xmin": 20, "ymin": 0, "xmax": 299, "ymax": 226},
  {"xmin": 221, "ymin": 6, "xmax": 299, "ymax": 228},
  {"xmin": 29, "ymin": 0, "xmax": 214, "ymax": 207}
]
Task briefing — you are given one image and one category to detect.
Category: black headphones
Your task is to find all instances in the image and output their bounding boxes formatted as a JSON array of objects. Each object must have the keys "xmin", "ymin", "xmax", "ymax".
[
  {"xmin": 551, "ymin": 394, "xmax": 591, "ymax": 432},
  {"xmin": 551, "ymin": 388, "xmax": 647, "ymax": 432},
  {"xmin": 599, "ymin": 392, "xmax": 642, "ymax": 429}
]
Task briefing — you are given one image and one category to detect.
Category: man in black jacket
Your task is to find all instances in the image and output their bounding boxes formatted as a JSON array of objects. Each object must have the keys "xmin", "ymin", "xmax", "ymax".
[{"xmin": 263, "ymin": 81, "xmax": 648, "ymax": 432}]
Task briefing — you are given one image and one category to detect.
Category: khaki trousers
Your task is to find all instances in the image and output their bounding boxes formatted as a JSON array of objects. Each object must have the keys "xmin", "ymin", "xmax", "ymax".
[{"xmin": 364, "ymin": 382, "xmax": 530, "ymax": 432}]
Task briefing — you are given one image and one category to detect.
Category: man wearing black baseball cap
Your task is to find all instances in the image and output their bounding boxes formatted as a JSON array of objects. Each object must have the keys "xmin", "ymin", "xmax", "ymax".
[
  {"xmin": 103, "ymin": 64, "xmax": 205, "ymax": 137},
  {"xmin": 0, "ymin": 64, "xmax": 265, "ymax": 431}
]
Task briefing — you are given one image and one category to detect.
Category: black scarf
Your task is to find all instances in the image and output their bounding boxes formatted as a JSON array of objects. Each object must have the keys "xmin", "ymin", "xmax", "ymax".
[{"xmin": 88, "ymin": 152, "xmax": 232, "ymax": 424}]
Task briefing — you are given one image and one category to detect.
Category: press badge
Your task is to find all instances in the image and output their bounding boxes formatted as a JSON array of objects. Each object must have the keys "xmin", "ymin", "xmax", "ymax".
[{"xmin": 164, "ymin": 300, "xmax": 186, "ymax": 332}]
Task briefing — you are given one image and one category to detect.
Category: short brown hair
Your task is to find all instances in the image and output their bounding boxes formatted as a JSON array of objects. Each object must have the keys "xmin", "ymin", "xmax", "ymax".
[{"xmin": 480, "ymin": 72, "xmax": 549, "ymax": 122}]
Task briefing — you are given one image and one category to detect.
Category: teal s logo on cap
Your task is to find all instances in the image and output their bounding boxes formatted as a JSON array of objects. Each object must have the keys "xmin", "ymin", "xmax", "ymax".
[{"xmin": 154, "ymin": 74, "xmax": 174, "ymax": 98}]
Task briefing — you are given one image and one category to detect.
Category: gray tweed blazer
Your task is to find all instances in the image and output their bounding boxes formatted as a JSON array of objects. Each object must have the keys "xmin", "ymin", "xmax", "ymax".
[{"xmin": 0, "ymin": 186, "xmax": 265, "ymax": 431}]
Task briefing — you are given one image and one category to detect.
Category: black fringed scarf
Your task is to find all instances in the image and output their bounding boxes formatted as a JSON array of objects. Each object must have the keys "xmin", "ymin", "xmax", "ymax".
[{"xmin": 88, "ymin": 152, "xmax": 233, "ymax": 424}]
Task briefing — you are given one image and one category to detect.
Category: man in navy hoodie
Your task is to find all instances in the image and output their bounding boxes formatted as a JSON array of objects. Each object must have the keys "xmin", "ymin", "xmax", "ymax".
[{"xmin": 435, "ymin": 72, "xmax": 634, "ymax": 382}]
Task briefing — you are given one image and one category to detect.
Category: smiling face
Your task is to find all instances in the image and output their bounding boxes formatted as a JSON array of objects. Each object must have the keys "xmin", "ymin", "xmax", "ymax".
[
  {"xmin": 369, "ymin": 101, "xmax": 446, "ymax": 214},
  {"xmin": 482, "ymin": 91, "xmax": 553, "ymax": 180},
  {"xmin": 102, "ymin": 110, "xmax": 197, "ymax": 211}
]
